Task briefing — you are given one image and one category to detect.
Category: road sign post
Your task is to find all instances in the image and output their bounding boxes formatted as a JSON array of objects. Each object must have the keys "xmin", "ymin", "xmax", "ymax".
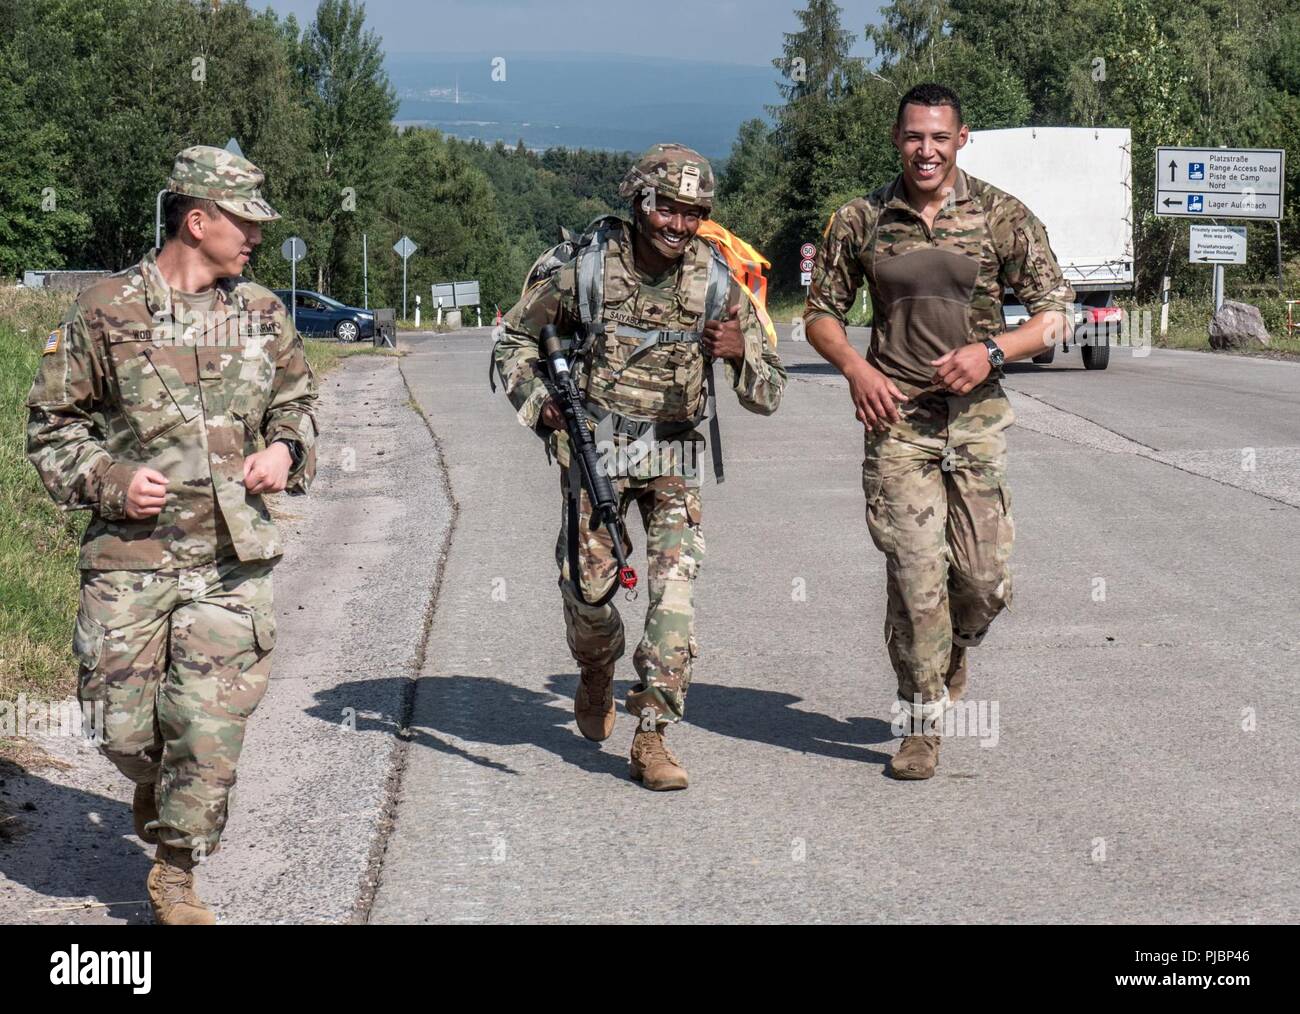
[
  {"xmin": 1189, "ymin": 225, "xmax": 1247, "ymax": 265},
  {"xmin": 280, "ymin": 236, "xmax": 306, "ymax": 333},
  {"xmin": 393, "ymin": 236, "xmax": 418, "ymax": 320},
  {"xmin": 800, "ymin": 242, "xmax": 815, "ymax": 290},
  {"xmin": 1156, "ymin": 147, "xmax": 1286, "ymax": 316},
  {"xmin": 1155, "ymin": 147, "xmax": 1285, "ymax": 220}
]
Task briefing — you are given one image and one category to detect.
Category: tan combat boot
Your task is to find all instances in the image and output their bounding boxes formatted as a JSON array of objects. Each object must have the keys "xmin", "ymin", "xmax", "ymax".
[
  {"xmin": 888, "ymin": 734, "xmax": 942, "ymax": 780},
  {"xmin": 944, "ymin": 647, "xmax": 968, "ymax": 703},
  {"xmin": 574, "ymin": 663, "xmax": 616, "ymax": 742},
  {"xmin": 629, "ymin": 724, "xmax": 689, "ymax": 791},
  {"xmin": 147, "ymin": 844, "xmax": 216, "ymax": 925},
  {"xmin": 133, "ymin": 782, "xmax": 159, "ymax": 844}
]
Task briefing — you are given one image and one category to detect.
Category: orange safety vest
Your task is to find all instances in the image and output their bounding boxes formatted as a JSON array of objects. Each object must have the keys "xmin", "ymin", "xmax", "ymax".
[{"xmin": 696, "ymin": 220, "xmax": 779, "ymax": 349}]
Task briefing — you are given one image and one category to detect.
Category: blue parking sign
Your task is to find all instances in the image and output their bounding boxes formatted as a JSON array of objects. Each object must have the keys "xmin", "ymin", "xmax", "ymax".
[
  {"xmin": 1188, "ymin": 162, "xmax": 1205, "ymax": 180},
  {"xmin": 1187, "ymin": 194, "xmax": 1204, "ymax": 212}
]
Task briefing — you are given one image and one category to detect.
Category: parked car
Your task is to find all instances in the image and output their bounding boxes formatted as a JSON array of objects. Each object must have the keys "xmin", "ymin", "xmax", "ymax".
[{"xmin": 273, "ymin": 289, "xmax": 374, "ymax": 342}]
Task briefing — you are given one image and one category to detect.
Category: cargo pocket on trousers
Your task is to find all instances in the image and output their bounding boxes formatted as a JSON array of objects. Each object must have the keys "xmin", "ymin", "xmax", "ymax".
[
  {"xmin": 863, "ymin": 474, "xmax": 891, "ymax": 555},
  {"xmin": 252, "ymin": 609, "xmax": 277, "ymax": 654},
  {"xmin": 996, "ymin": 482, "xmax": 1015, "ymax": 612},
  {"xmin": 222, "ymin": 609, "xmax": 275, "ymax": 719},
  {"xmin": 72, "ymin": 610, "xmax": 106, "ymax": 702}
]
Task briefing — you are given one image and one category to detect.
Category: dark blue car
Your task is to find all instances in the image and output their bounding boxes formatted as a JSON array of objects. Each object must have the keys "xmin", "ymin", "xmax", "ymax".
[{"xmin": 273, "ymin": 289, "xmax": 374, "ymax": 343}]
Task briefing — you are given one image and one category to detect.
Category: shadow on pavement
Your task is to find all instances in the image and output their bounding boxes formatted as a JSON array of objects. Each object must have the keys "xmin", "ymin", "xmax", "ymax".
[
  {"xmin": 306, "ymin": 675, "xmax": 628, "ymax": 781},
  {"xmin": 680, "ymin": 683, "xmax": 895, "ymax": 765},
  {"xmin": 307, "ymin": 674, "xmax": 895, "ymax": 776},
  {"xmin": 786, "ymin": 362, "xmax": 842, "ymax": 376},
  {"xmin": 0, "ymin": 767, "xmax": 153, "ymax": 924}
]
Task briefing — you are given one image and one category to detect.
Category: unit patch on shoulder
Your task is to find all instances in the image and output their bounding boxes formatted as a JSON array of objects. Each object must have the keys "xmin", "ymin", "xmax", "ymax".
[{"xmin": 43, "ymin": 327, "xmax": 62, "ymax": 355}]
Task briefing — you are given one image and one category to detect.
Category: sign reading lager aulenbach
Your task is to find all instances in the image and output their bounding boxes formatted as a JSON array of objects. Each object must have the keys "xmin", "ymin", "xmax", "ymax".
[{"xmin": 1155, "ymin": 147, "xmax": 1285, "ymax": 220}]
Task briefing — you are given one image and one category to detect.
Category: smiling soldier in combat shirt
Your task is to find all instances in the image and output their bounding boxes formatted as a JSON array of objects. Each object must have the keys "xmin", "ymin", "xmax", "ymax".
[{"xmin": 804, "ymin": 84, "xmax": 1073, "ymax": 780}]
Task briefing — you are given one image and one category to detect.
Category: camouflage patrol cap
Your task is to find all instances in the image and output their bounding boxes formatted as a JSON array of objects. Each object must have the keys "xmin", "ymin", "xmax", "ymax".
[
  {"xmin": 167, "ymin": 145, "xmax": 280, "ymax": 222},
  {"xmin": 618, "ymin": 143, "xmax": 715, "ymax": 211}
]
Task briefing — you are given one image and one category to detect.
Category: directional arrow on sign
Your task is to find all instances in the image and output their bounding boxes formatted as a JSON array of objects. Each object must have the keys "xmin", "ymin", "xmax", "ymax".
[
  {"xmin": 1168, "ymin": 159, "xmax": 1177, "ymax": 182},
  {"xmin": 1162, "ymin": 197, "xmax": 1184, "ymax": 208}
]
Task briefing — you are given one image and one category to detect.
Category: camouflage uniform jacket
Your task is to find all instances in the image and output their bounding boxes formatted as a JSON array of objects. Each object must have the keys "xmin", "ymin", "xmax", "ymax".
[
  {"xmin": 805, "ymin": 168, "xmax": 1075, "ymax": 393},
  {"xmin": 26, "ymin": 249, "xmax": 318, "ymax": 570},
  {"xmin": 495, "ymin": 219, "xmax": 786, "ymax": 479}
]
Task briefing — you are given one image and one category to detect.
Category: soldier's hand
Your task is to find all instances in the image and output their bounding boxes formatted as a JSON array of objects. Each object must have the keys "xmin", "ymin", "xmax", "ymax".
[
  {"xmin": 125, "ymin": 467, "xmax": 169, "ymax": 519},
  {"xmin": 539, "ymin": 396, "xmax": 564, "ymax": 431},
  {"xmin": 847, "ymin": 360, "xmax": 907, "ymax": 432},
  {"xmin": 930, "ymin": 344, "xmax": 991, "ymax": 395},
  {"xmin": 243, "ymin": 443, "xmax": 292, "ymax": 495},
  {"xmin": 700, "ymin": 305, "xmax": 745, "ymax": 361}
]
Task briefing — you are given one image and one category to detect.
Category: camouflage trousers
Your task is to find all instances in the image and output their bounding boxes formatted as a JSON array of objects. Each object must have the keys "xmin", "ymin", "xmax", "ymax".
[
  {"xmin": 863, "ymin": 382, "xmax": 1015, "ymax": 720},
  {"xmin": 556, "ymin": 469, "xmax": 704, "ymax": 724},
  {"xmin": 73, "ymin": 556, "xmax": 276, "ymax": 853}
]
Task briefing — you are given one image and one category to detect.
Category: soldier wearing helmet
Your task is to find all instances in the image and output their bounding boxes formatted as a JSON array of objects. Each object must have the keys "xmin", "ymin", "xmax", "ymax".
[{"xmin": 493, "ymin": 143, "xmax": 787, "ymax": 790}]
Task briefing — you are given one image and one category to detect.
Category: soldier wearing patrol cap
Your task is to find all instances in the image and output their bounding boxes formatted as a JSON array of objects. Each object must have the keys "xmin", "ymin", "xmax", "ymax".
[
  {"xmin": 26, "ymin": 145, "xmax": 318, "ymax": 922},
  {"xmin": 493, "ymin": 143, "xmax": 786, "ymax": 790},
  {"xmin": 804, "ymin": 84, "xmax": 1074, "ymax": 779}
]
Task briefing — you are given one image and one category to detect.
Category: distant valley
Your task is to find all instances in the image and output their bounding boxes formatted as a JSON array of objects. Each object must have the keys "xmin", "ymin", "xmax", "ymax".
[{"xmin": 387, "ymin": 51, "xmax": 780, "ymax": 157}]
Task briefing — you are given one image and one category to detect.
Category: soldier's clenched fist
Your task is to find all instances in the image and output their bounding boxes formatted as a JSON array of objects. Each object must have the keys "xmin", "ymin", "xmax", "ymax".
[
  {"xmin": 126, "ymin": 467, "xmax": 170, "ymax": 519},
  {"xmin": 700, "ymin": 305, "xmax": 745, "ymax": 361},
  {"xmin": 243, "ymin": 442, "xmax": 293, "ymax": 494}
]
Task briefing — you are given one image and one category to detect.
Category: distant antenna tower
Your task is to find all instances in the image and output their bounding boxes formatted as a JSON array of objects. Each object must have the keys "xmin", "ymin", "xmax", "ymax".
[{"xmin": 454, "ymin": 74, "xmax": 459, "ymax": 105}]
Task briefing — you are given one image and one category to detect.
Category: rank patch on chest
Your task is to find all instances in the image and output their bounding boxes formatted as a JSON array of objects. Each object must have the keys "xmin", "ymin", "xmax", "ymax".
[{"xmin": 43, "ymin": 328, "xmax": 61, "ymax": 355}]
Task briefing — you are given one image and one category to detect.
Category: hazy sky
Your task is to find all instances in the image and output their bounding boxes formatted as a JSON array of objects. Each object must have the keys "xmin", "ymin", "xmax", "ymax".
[{"xmin": 260, "ymin": 0, "xmax": 884, "ymax": 66}]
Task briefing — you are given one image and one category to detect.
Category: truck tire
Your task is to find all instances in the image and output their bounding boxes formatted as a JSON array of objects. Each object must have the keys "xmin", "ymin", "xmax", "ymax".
[
  {"xmin": 1032, "ymin": 345, "xmax": 1056, "ymax": 364},
  {"xmin": 1082, "ymin": 336, "xmax": 1110, "ymax": 370}
]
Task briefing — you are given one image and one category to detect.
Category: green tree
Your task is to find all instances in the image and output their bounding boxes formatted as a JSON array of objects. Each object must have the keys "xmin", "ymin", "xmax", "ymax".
[
  {"xmin": 866, "ymin": 0, "xmax": 954, "ymax": 76},
  {"xmin": 0, "ymin": 42, "xmax": 90, "ymax": 276},
  {"xmin": 292, "ymin": 0, "xmax": 399, "ymax": 301}
]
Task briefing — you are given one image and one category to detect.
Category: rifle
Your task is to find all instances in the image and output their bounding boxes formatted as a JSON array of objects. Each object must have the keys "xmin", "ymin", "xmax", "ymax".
[{"xmin": 539, "ymin": 324, "xmax": 638, "ymax": 605}]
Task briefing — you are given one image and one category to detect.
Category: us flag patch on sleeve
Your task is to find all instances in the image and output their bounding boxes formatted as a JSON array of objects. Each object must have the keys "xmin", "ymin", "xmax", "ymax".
[{"xmin": 43, "ymin": 328, "xmax": 61, "ymax": 355}]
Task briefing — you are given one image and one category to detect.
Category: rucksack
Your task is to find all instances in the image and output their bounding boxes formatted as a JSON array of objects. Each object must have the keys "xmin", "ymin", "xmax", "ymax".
[{"xmin": 492, "ymin": 215, "xmax": 751, "ymax": 484}]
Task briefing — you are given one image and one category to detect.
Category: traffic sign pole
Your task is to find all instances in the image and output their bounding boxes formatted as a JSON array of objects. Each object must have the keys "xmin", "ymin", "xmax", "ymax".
[
  {"xmin": 393, "ymin": 236, "xmax": 418, "ymax": 322},
  {"xmin": 280, "ymin": 237, "xmax": 307, "ymax": 334}
]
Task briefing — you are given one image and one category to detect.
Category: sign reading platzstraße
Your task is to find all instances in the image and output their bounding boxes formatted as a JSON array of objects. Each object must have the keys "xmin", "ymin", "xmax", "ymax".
[{"xmin": 1155, "ymin": 147, "xmax": 1285, "ymax": 220}]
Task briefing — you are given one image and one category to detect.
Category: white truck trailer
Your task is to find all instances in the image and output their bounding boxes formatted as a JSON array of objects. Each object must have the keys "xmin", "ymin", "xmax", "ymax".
[{"xmin": 958, "ymin": 126, "xmax": 1133, "ymax": 369}]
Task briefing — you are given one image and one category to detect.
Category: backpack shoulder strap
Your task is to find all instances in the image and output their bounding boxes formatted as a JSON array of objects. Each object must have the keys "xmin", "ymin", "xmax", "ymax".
[
  {"xmin": 702, "ymin": 243, "xmax": 731, "ymax": 322},
  {"xmin": 698, "ymin": 241, "xmax": 733, "ymax": 486},
  {"xmin": 574, "ymin": 218, "xmax": 622, "ymax": 347}
]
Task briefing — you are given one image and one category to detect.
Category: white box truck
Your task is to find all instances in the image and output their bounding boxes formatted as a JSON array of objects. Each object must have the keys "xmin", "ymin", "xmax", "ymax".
[{"xmin": 958, "ymin": 126, "xmax": 1133, "ymax": 369}]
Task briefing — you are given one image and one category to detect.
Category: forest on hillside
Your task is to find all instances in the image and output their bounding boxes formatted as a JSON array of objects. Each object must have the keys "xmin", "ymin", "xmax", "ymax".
[{"xmin": 2, "ymin": 0, "xmax": 1297, "ymax": 310}]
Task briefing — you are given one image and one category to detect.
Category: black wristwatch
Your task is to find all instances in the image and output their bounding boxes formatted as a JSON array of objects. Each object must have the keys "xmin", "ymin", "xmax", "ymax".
[
  {"xmin": 983, "ymin": 338, "xmax": 1006, "ymax": 368},
  {"xmin": 275, "ymin": 438, "xmax": 304, "ymax": 470}
]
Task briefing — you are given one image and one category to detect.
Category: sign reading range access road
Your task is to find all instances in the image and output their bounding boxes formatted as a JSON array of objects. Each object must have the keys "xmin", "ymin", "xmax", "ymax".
[{"xmin": 1155, "ymin": 147, "xmax": 1285, "ymax": 220}]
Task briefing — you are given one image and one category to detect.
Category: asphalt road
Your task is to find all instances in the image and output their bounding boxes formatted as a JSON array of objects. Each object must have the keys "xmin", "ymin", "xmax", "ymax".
[
  {"xmin": 369, "ymin": 328, "xmax": 1300, "ymax": 923},
  {"xmin": 4, "ymin": 326, "xmax": 1295, "ymax": 924}
]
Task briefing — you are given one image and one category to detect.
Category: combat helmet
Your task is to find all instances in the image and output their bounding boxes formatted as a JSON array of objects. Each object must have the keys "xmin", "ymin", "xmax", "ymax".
[{"xmin": 618, "ymin": 143, "xmax": 715, "ymax": 212}]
